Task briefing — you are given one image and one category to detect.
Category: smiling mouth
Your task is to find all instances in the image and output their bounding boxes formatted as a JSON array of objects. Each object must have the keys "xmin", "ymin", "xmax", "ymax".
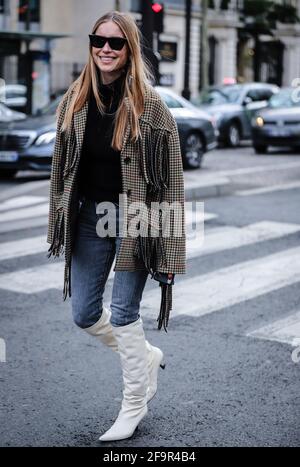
[{"xmin": 99, "ymin": 56, "xmax": 117, "ymax": 62}]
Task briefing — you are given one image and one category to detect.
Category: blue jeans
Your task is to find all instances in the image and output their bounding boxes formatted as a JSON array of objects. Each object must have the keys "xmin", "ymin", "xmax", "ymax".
[{"xmin": 71, "ymin": 196, "xmax": 149, "ymax": 328}]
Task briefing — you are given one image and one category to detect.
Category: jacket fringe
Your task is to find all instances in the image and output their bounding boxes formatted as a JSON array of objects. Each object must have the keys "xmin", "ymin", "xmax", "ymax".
[
  {"xmin": 135, "ymin": 127, "xmax": 174, "ymax": 331},
  {"xmin": 47, "ymin": 208, "xmax": 65, "ymax": 258},
  {"xmin": 134, "ymin": 232, "xmax": 167, "ymax": 278},
  {"xmin": 62, "ymin": 128, "xmax": 77, "ymax": 180},
  {"xmin": 141, "ymin": 127, "xmax": 170, "ymax": 192},
  {"xmin": 157, "ymin": 283, "xmax": 172, "ymax": 332},
  {"xmin": 63, "ymin": 260, "xmax": 72, "ymax": 301}
]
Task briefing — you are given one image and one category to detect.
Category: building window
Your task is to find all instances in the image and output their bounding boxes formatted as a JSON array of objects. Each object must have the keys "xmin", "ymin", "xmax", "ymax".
[
  {"xmin": 0, "ymin": 0, "xmax": 5, "ymax": 14},
  {"xmin": 18, "ymin": 0, "xmax": 40, "ymax": 23}
]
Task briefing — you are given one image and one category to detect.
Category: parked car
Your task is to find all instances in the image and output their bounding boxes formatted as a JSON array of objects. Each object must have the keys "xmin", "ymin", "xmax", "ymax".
[
  {"xmin": 0, "ymin": 103, "xmax": 26, "ymax": 122},
  {"xmin": 0, "ymin": 96, "xmax": 60, "ymax": 178},
  {"xmin": 251, "ymin": 87, "xmax": 300, "ymax": 153},
  {"xmin": 155, "ymin": 86, "xmax": 217, "ymax": 168},
  {"xmin": 0, "ymin": 86, "xmax": 217, "ymax": 178},
  {"xmin": 191, "ymin": 82, "xmax": 279, "ymax": 147}
]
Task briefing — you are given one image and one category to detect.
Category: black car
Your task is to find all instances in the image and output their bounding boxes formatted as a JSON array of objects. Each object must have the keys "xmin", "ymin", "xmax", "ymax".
[
  {"xmin": 192, "ymin": 82, "xmax": 279, "ymax": 147},
  {"xmin": 0, "ymin": 96, "xmax": 60, "ymax": 178},
  {"xmin": 251, "ymin": 87, "xmax": 300, "ymax": 153},
  {"xmin": 0, "ymin": 87, "xmax": 217, "ymax": 178}
]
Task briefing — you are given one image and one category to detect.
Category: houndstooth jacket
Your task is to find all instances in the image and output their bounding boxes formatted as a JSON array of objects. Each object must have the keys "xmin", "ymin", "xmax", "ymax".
[{"xmin": 46, "ymin": 80, "xmax": 186, "ymax": 330}]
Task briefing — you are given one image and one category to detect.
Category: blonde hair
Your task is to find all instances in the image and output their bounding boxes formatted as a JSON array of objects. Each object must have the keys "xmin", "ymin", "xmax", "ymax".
[{"xmin": 59, "ymin": 11, "xmax": 155, "ymax": 150}]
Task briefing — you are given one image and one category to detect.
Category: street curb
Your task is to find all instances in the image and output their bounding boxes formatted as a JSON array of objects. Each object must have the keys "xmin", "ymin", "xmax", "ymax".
[
  {"xmin": 0, "ymin": 176, "xmax": 232, "ymax": 205},
  {"xmin": 184, "ymin": 175, "xmax": 232, "ymax": 200}
]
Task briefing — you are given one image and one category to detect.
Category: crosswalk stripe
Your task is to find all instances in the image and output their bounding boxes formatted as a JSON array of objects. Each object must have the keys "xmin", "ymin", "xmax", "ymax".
[
  {"xmin": 0, "ymin": 218, "xmax": 299, "ymax": 287},
  {"xmin": 0, "ymin": 259, "xmax": 116, "ymax": 294},
  {"xmin": 0, "ymin": 261, "xmax": 64, "ymax": 294},
  {"xmin": 185, "ymin": 209, "xmax": 217, "ymax": 224},
  {"xmin": 0, "ymin": 195, "xmax": 47, "ymax": 212},
  {"xmin": 0, "ymin": 216, "xmax": 48, "ymax": 234},
  {"xmin": 0, "ymin": 202, "xmax": 49, "ymax": 223},
  {"xmin": 2, "ymin": 219, "xmax": 297, "ymax": 264},
  {"xmin": 1, "ymin": 244, "xmax": 300, "ymax": 306},
  {"xmin": 0, "ymin": 235, "xmax": 48, "ymax": 261},
  {"xmin": 141, "ymin": 246, "xmax": 300, "ymax": 319},
  {"xmin": 187, "ymin": 221, "xmax": 300, "ymax": 258},
  {"xmin": 217, "ymin": 160, "xmax": 300, "ymax": 177},
  {"xmin": 235, "ymin": 181, "xmax": 300, "ymax": 196},
  {"xmin": 247, "ymin": 311, "xmax": 300, "ymax": 347}
]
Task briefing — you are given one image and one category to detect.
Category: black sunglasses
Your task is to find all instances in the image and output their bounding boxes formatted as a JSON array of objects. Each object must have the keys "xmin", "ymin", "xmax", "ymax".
[{"xmin": 89, "ymin": 34, "xmax": 127, "ymax": 51}]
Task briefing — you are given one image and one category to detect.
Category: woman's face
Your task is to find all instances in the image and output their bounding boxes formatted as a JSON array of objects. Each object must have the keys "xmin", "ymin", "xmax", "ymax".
[{"xmin": 91, "ymin": 20, "xmax": 129, "ymax": 84}]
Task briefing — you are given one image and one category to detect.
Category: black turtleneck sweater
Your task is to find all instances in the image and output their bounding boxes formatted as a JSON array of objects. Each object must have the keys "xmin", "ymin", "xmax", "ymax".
[{"xmin": 78, "ymin": 73, "xmax": 125, "ymax": 203}]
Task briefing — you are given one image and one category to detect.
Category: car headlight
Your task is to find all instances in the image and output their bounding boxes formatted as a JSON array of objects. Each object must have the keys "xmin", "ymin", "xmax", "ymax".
[
  {"xmin": 252, "ymin": 116, "xmax": 264, "ymax": 127},
  {"xmin": 35, "ymin": 131, "xmax": 56, "ymax": 146}
]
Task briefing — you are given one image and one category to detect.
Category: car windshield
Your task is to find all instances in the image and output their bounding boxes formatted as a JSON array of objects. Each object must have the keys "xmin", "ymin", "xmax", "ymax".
[
  {"xmin": 198, "ymin": 86, "xmax": 242, "ymax": 105},
  {"xmin": 268, "ymin": 88, "xmax": 300, "ymax": 109}
]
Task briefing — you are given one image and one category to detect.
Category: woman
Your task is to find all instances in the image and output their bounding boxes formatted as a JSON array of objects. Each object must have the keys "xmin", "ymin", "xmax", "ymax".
[{"xmin": 47, "ymin": 11, "xmax": 186, "ymax": 442}]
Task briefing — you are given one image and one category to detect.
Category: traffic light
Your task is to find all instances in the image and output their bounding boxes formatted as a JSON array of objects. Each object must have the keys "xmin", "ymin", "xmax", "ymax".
[{"xmin": 152, "ymin": 2, "xmax": 164, "ymax": 34}]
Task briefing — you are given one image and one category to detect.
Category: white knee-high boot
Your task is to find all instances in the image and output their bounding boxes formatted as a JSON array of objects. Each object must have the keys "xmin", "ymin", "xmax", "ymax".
[
  {"xmin": 99, "ymin": 317, "xmax": 149, "ymax": 441},
  {"xmin": 83, "ymin": 307, "xmax": 165, "ymax": 403}
]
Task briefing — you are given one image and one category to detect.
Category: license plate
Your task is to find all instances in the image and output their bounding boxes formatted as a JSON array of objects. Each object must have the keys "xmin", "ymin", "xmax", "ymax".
[
  {"xmin": 0, "ymin": 151, "xmax": 18, "ymax": 162},
  {"xmin": 269, "ymin": 128, "xmax": 291, "ymax": 137}
]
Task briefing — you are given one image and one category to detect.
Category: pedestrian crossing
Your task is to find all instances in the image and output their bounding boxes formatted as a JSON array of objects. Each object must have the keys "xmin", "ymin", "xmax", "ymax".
[{"xmin": 0, "ymin": 194, "xmax": 299, "ymax": 348}]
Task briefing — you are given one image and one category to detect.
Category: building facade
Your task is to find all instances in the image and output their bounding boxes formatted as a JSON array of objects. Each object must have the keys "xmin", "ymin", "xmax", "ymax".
[{"xmin": 1, "ymin": 0, "xmax": 300, "ymax": 108}]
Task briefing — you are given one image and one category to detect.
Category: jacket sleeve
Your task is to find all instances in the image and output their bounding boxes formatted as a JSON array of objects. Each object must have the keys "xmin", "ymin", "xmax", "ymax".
[{"xmin": 46, "ymin": 95, "xmax": 68, "ymax": 246}]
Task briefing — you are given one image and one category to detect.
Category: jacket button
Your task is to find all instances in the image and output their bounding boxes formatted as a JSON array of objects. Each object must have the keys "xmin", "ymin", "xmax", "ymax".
[{"xmin": 124, "ymin": 156, "xmax": 131, "ymax": 164}]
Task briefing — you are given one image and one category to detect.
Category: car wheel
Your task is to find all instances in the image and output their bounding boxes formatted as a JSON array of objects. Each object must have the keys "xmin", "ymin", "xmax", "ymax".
[
  {"xmin": 227, "ymin": 122, "xmax": 241, "ymax": 147},
  {"xmin": 254, "ymin": 145, "xmax": 268, "ymax": 154},
  {"xmin": 0, "ymin": 169, "xmax": 18, "ymax": 179},
  {"xmin": 183, "ymin": 133, "xmax": 204, "ymax": 169}
]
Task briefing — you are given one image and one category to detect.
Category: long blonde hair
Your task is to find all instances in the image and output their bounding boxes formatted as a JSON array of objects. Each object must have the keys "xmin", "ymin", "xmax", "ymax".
[{"xmin": 59, "ymin": 11, "xmax": 155, "ymax": 150}]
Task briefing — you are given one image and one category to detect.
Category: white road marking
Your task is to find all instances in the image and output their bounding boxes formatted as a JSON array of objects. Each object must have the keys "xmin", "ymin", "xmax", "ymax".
[
  {"xmin": 216, "ymin": 160, "xmax": 300, "ymax": 177},
  {"xmin": 185, "ymin": 209, "xmax": 217, "ymax": 224},
  {"xmin": 0, "ymin": 179, "xmax": 49, "ymax": 203},
  {"xmin": 1, "ymin": 220, "xmax": 299, "ymax": 287},
  {"xmin": 0, "ymin": 195, "xmax": 47, "ymax": 212},
  {"xmin": 0, "ymin": 216, "xmax": 48, "ymax": 234},
  {"xmin": 0, "ymin": 220, "xmax": 297, "ymax": 262},
  {"xmin": 235, "ymin": 181, "xmax": 300, "ymax": 196},
  {"xmin": 247, "ymin": 311, "xmax": 300, "ymax": 347},
  {"xmin": 0, "ymin": 261, "xmax": 64, "ymax": 294},
  {"xmin": 0, "ymin": 235, "xmax": 48, "ymax": 261},
  {"xmin": 0, "ymin": 202, "xmax": 48, "ymax": 223},
  {"xmin": 0, "ymin": 259, "xmax": 117, "ymax": 294},
  {"xmin": 187, "ymin": 221, "xmax": 300, "ymax": 259},
  {"xmin": 141, "ymin": 246, "xmax": 300, "ymax": 319}
]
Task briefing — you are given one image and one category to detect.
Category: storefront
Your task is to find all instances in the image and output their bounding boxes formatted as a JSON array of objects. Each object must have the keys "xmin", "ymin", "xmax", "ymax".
[{"xmin": 0, "ymin": 30, "xmax": 68, "ymax": 114}]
